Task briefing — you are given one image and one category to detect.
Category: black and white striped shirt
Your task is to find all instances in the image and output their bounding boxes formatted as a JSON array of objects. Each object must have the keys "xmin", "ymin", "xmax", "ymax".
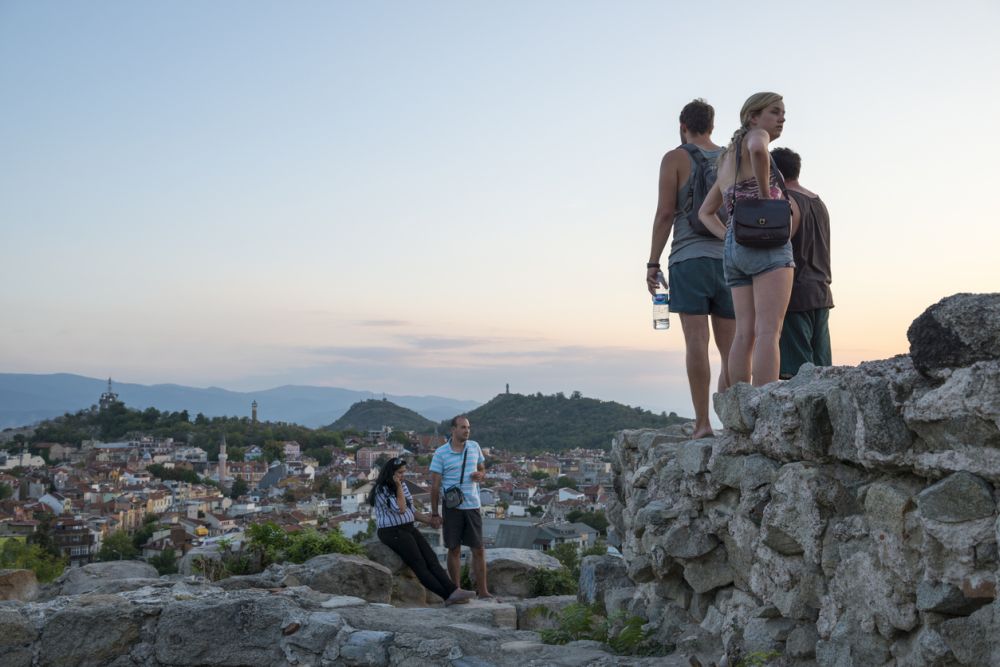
[{"xmin": 372, "ymin": 483, "xmax": 415, "ymax": 529}]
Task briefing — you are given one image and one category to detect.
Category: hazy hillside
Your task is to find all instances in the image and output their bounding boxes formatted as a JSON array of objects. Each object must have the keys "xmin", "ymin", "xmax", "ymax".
[
  {"xmin": 326, "ymin": 399, "xmax": 437, "ymax": 432},
  {"xmin": 0, "ymin": 373, "xmax": 478, "ymax": 429},
  {"xmin": 440, "ymin": 391, "xmax": 687, "ymax": 452}
]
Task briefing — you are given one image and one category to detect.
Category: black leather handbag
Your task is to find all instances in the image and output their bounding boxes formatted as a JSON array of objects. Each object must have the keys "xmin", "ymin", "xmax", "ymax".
[
  {"xmin": 730, "ymin": 138, "xmax": 791, "ymax": 248},
  {"xmin": 443, "ymin": 446, "xmax": 469, "ymax": 509}
]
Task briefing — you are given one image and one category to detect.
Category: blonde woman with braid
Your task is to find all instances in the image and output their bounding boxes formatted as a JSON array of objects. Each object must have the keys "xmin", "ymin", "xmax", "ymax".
[{"xmin": 697, "ymin": 92, "xmax": 800, "ymax": 386}]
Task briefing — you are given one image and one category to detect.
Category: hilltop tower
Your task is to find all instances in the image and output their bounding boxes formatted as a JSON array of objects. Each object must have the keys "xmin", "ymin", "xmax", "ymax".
[
  {"xmin": 251, "ymin": 400, "xmax": 258, "ymax": 425},
  {"xmin": 218, "ymin": 434, "xmax": 228, "ymax": 483},
  {"xmin": 99, "ymin": 378, "xmax": 119, "ymax": 411}
]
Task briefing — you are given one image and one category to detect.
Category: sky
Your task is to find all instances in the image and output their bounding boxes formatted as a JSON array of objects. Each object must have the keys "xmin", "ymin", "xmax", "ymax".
[{"xmin": 1, "ymin": 1, "xmax": 998, "ymax": 419}]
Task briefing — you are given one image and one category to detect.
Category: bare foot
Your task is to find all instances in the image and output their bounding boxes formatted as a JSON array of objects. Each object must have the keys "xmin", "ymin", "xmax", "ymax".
[
  {"xmin": 445, "ymin": 588, "xmax": 476, "ymax": 606},
  {"xmin": 690, "ymin": 428, "xmax": 715, "ymax": 440}
]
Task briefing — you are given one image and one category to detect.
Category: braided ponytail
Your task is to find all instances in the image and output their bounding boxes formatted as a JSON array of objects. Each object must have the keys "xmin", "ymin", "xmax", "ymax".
[{"xmin": 718, "ymin": 92, "xmax": 783, "ymax": 169}]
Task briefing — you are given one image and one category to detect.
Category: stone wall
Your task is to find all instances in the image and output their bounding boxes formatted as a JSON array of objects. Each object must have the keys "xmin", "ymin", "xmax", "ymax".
[{"xmin": 606, "ymin": 293, "xmax": 1000, "ymax": 666}]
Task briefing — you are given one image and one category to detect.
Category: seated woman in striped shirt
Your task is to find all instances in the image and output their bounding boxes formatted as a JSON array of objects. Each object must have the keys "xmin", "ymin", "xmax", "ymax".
[{"xmin": 368, "ymin": 457, "xmax": 476, "ymax": 606}]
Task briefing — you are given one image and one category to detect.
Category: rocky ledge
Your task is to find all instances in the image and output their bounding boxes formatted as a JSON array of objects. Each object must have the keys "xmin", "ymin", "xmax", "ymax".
[
  {"xmin": 0, "ymin": 579, "xmax": 675, "ymax": 667},
  {"xmin": 606, "ymin": 293, "xmax": 1000, "ymax": 666}
]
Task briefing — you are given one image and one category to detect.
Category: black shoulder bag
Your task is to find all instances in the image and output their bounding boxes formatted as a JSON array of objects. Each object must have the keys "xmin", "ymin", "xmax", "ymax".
[
  {"xmin": 730, "ymin": 137, "xmax": 791, "ymax": 248},
  {"xmin": 443, "ymin": 446, "xmax": 469, "ymax": 510}
]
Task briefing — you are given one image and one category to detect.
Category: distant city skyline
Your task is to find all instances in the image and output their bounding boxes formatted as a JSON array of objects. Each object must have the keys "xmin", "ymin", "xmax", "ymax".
[{"xmin": 2, "ymin": 2, "xmax": 998, "ymax": 419}]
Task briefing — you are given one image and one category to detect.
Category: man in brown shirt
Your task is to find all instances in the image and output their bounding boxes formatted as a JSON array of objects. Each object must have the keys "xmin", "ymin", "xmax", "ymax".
[{"xmin": 771, "ymin": 148, "xmax": 834, "ymax": 379}]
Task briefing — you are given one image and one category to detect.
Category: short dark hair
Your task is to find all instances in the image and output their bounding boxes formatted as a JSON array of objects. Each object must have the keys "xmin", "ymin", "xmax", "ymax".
[
  {"xmin": 679, "ymin": 99, "xmax": 714, "ymax": 135},
  {"xmin": 771, "ymin": 147, "xmax": 801, "ymax": 180},
  {"xmin": 450, "ymin": 415, "xmax": 469, "ymax": 428}
]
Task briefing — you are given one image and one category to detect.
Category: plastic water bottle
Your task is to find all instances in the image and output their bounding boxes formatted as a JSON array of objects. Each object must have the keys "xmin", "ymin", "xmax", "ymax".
[{"xmin": 652, "ymin": 271, "xmax": 670, "ymax": 330}]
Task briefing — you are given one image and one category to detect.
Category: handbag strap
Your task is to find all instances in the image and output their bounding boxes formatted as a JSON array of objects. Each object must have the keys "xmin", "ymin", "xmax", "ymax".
[
  {"xmin": 458, "ymin": 445, "xmax": 469, "ymax": 485},
  {"xmin": 729, "ymin": 135, "xmax": 789, "ymax": 217}
]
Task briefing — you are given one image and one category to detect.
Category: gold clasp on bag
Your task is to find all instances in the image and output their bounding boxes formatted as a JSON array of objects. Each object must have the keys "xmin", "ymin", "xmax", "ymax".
[{"xmin": 757, "ymin": 218, "xmax": 767, "ymax": 225}]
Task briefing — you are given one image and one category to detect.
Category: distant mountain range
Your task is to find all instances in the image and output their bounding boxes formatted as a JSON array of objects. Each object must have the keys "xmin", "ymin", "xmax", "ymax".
[{"xmin": 0, "ymin": 373, "xmax": 479, "ymax": 430}]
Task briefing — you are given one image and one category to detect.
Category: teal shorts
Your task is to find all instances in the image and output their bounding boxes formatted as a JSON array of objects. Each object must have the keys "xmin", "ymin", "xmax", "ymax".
[
  {"xmin": 780, "ymin": 308, "xmax": 832, "ymax": 378},
  {"xmin": 668, "ymin": 257, "xmax": 735, "ymax": 318}
]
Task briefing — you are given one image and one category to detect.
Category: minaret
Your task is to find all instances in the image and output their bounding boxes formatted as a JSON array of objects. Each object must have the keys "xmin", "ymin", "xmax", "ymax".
[
  {"xmin": 218, "ymin": 434, "xmax": 228, "ymax": 483},
  {"xmin": 251, "ymin": 400, "xmax": 258, "ymax": 425}
]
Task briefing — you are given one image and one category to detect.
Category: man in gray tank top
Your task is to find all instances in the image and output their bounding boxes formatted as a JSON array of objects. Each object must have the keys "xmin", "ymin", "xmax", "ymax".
[
  {"xmin": 646, "ymin": 99, "xmax": 735, "ymax": 439},
  {"xmin": 771, "ymin": 148, "xmax": 834, "ymax": 378}
]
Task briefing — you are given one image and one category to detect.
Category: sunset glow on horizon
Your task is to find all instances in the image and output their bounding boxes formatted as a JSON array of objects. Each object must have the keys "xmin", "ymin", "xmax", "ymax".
[{"xmin": 2, "ymin": 1, "xmax": 998, "ymax": 419}]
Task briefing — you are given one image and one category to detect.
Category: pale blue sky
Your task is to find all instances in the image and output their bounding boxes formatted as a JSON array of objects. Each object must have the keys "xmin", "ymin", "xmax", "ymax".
[{"xmin": 2, "ymin": 1, "xmax": 998, "ymax": 417}]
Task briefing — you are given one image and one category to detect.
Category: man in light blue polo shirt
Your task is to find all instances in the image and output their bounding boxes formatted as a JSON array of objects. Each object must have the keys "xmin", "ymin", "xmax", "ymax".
[{"xmin": 430, "ymin": 415, "xmax": 491, "ymax": 599}]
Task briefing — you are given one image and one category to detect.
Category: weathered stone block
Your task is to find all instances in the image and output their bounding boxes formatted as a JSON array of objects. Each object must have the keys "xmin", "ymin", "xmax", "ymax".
[
  {"xmin": 577, "ymin": 555, "xmax": 630, "ymax": 607},
  {"xmin": 663, "ymin": 519, "xmax": 719, "ymax": 559},
  {"xmin": 785, "ymin": 624, "xmax": 818, "ymax": 659},
  {"xmin": 916, "ymin": 579, "xmax": 991, "ymax": 616},
  {"xmin": 53, "ymin": 561, "xmax": 160, "ymax": 597},
  {"xmin": 714, "ymin": 383, "xmax": 758, "ymax": 433},
  {"xmin": 917, "ymin": 471, "xmax": 996, "ymax": 523},
  {"xmin": 41, "ymin": 595, "xmax": 143, "ymax": 667},
  {"xmin": 908, "ymin": 293, "xmax": 1000, "ymax": 374},
  {"xmin": 470, "ymin": 548, "xmax": 561, "ymax": 598},
  {"xmin": 283, "ymin": 554, "xmax": 392, "ymax": 603},
  {"xmin": 0, "ymin": 569, "xmax": 38, "ymax": 602},
  {"xmin": 678, "ymin": 440, "xmax": 714, "ymax": 475},
  {"xmin": 682, "ymin": 546, "xmax": 733, "ymax": 594},
  {"xmin": 939, "ymin": 601, "xmax": 1000, "ymax": 665}
]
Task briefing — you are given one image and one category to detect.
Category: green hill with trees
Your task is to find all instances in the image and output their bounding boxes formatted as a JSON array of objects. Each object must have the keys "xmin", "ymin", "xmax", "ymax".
[
  {"xmin": 325, "ymin": 399, "xmax": 436, "ymax": 432},
  {"xmin": 439, "ymin": 391, "xmax": 687, "ymax": 452},
  {"xmin": 9, "ymin": 400, "xmax": 344, "ymax": 465}
]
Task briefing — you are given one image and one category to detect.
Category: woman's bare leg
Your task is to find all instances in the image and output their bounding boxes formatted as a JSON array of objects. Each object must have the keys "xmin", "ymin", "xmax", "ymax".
[
  {"xmin": 728, "ymin": 285, "xmax": 755, "ymax": 385},
  {"xmin": 750, "ymin": 267, "xmax": 794, "ymax": 386}
]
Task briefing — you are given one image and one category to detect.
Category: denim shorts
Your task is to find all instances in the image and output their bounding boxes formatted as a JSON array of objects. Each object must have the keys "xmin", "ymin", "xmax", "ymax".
[
  {"xmin": 668, "ymin": 257, "xmax": 735, "ymax": 318},
  {"xmin": 723, "ymin": 228, "xmax": 795, "ymax": 287}
]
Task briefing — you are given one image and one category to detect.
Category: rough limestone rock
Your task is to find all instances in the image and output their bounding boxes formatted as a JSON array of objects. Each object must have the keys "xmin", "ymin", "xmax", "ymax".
[
  {"xmin": 0, "ymin": 569, "xmax": 39, "ymax": 602},
  {"xmin": 512, "ymin": 595, "xmax": 578, "ymax": 631},
  {"xmin": 903, "ymin": 361, "xmax": 1000, "ymax": 463},
  {"xmin": 917, "ymin": 471, "xmax": 996, "ymax": 523},
  {"xmin": 908, "ymin": 292, "xmax": 1000, "ymax": 374},
  {"xmin": 40, "ymin": 594, "xmax": 145, "ymax": 667},
  {"xmin": 577, "ymin": 555, "xmax": 630, "ymax": 607},
  {"xmin": 0, "ymin": 605, "xmax": 38, "ymax": 667},
  {"xmin": 0, "ymin": 579, "xmax": 676, "ymax": 666},
  {"xmin": 52, "ymin": 560, "xmax": 160, "ymax": 597},
  {"xmin": 364, "ymin": 538, "xmax": 428, "ymax": 605},
  {"xmin": 469, "ymin": 548, "xmax": 562, "ymax": 598},
  {"xmin": 605, "ymin": 292, "xmax": 1000, "ymax": 667},
  {"xmin": 282, "ymin": 553, "xmax": 393, "ymax": 603}
]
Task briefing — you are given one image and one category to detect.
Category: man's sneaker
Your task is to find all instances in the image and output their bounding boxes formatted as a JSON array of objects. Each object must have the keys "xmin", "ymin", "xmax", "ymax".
[{"xmin": 445, "ymin": 588, "xmax": 476, "ymax": 606}]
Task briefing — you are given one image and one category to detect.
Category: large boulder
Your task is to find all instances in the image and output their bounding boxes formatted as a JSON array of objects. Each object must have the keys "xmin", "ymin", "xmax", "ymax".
[
  {"xmin": 0, "ymin": 569, "xmax": 39, "ymax": 601},
  {"xmin": 155, "ymin": 591, "xmax": 324, "ymax": 666},
  {"xmin": 282, "ymin": 553, "xmax": 392, "ymax": 603},
  {"xmin": 469, "ymin": 548, "xmax": 562, "ymax": 598},
  {"xmin": 39, "ymin": 594, "xmax": 144, "ymax": 667},
  {"xmin": 908, "ymin": 293, "xmax": 1000, "ymax": 374},
  {"xmin": 0, "ymin": 606, "xmax": 38, "ymax": 667},
  {"xmin": 53, "ymin": 560, "xmax": 160, "ymax": 596},
  {"xmin": 364, "ymin": 538, "xmax": 429, "ymax": 606}
]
